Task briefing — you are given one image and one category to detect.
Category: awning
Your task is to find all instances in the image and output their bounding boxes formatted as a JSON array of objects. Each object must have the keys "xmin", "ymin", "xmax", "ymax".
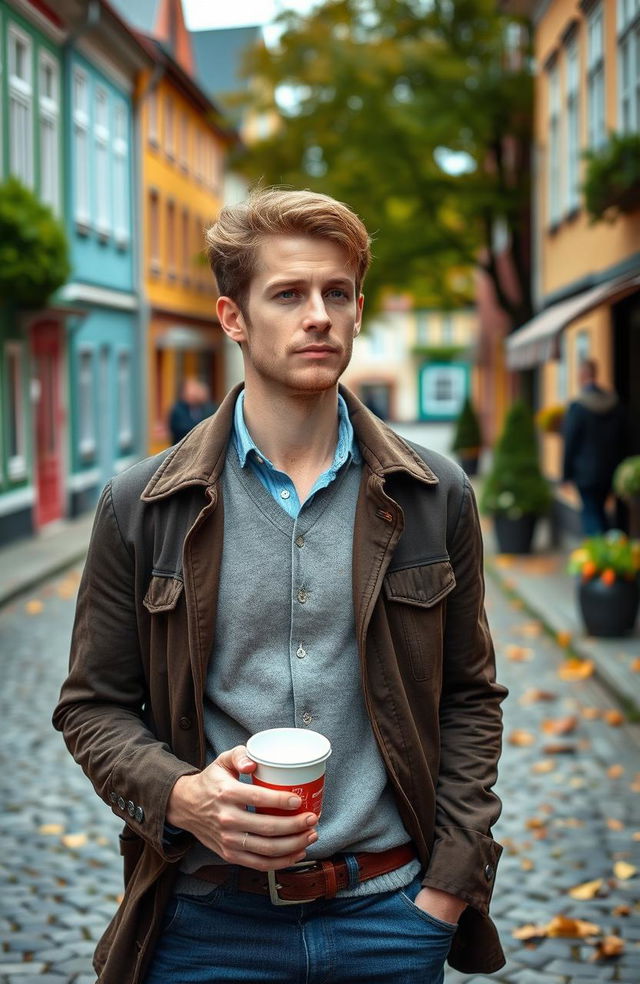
[{"xmin": 506, "ymin": 272, "xmax": 640, "ymax": 369}]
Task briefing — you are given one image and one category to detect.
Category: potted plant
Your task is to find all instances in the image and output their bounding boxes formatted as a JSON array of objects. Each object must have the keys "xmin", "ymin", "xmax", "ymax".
[
  {"xmin": 613, "ymin": 456, "xmax": 640, "ymax": 537},
  {"xmin": 480, "ymin": 400, "xmax": 552, "ymax": 554},
  {"xmin": 568, "ymin": 530, "xmax": 640, "ymax": 637},
  {"xmin": 582, "ymin": 132, "xmax": 640, "ymax": 223},
  {"xmin": 535, "ymin": 403, "xmax": 565, "ymax": 435},
  {"xmin": 451, "ymin": 395, "xmax": 482, "ymax": 476}
]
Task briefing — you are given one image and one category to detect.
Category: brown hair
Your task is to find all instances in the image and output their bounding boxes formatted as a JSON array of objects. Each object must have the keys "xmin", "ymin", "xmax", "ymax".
[{"xmin": 204, "ymin": 187, "xmax": 371, "ymax": 312}]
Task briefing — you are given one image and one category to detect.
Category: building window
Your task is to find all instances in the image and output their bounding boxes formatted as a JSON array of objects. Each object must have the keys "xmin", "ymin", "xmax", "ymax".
[
  {"xmin": 165, "ymin": 94, "xmax": 175, "ymax": 159},
  {"xmin": 5, "ymin": 342, "xmax": 27, "ymax": 480},
  {"xmin": 618, "ymin": 0, "xmax": 640, "ymax": 131},
  {"xmin": 149, "ymin": 189, "xmax": 160, "ymax": 274},
  {"xmin": 154, "ymin": 348, "xmax": 165, "ymax": 426},
  {"xmin": 117, "ymin": 350, "xmax": 133, "ymax": 450},
  {"xmin": 441, "ymin": 313, "xmax": 454, "ymax": 345},
  {"xmin": 182, "ymin": 206, "xmax": 190, "ymax": 282},
  {"xmin": 548, "ymin": 59, "xmax": 562, "ymax": 225},
  {"xmin": 148, "ymin": 88, "xmax": 158, "ymax": 145},
  {"xmin": 587, "ymin": 2, "xmax": 606, "ymax": 149},
  {"xmin": 195, "ymin": 129, "xmax": 203, "ymax": 182},
  {"xmin": 77, "ymin": 349, "xmax": 96, "ymax": 458},
  {"xmin": 167, "ymin": 199, "xmax": 176, "ymax": 278},
  {"xmin": 565, "ymin": 35, "xmax": 581, "ymax": 212},
  {"xmin": 95, "ymin": 87, "xmax": 110, "ymax": 237},
  {"xmin": 8, "ymin": 25, "xmax": 33, "ymax": 186},
  {"xmin": 416, "ymin": 311, "xmax": 430, "ymax": 344},
  {"xmin": 113, "ymin": 101, "xmax": 129, "ymax": 245},
  {"xmin": 180, "ymin": 111, "xmax": 189, "ymax": 170},
  {"xmin": 193, "ymin": 214, "xmax": 203, "ymax": 285},
  {"xmin": 73, "ymin": 68, "xmax": 90, "ymax": 227},
  {"xmin": 575, "ymin": 329, "xmax": 590, "ymax": 369},
  {"xmin": 39, "ymin": 52, "xmax": 59, "ymax": 212}
]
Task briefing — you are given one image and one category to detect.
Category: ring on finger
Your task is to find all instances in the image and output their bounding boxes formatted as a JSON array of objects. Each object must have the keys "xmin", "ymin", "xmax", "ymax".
[{"xmin": 241, "ymin": 831, "xmax": 249, "ymax": 850}]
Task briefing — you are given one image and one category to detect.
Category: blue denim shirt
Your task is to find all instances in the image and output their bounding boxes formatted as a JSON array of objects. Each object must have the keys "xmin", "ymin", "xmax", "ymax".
[{"xmin": 232, "ymin": 390, "xmax": 361, "ymax": 518}]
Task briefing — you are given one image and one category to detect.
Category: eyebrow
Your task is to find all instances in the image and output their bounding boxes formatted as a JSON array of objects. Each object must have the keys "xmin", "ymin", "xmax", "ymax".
[{"xmin": 265, "ymin": 277, "xmax": 355, "ymax": 292}]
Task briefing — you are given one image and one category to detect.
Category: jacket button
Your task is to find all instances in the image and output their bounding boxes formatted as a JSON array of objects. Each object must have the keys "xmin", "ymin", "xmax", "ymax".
[
  {"xmin": 117, "ymin": 796, "xmax": 125, "ymax": 810},
  {"xmin": 484, "ymin": 864, "xmax": 494, "ymax": 881},
  {"xmin": 109, "ymin": 792, "xmax": 117, "ymax": 804},
  {"xmin": 134, "ymin": 805, "xmax": 145, "ymax": 823},
  {"xmin": 179, "ymin": 716, "xmax": 192, "ymax": 730},
  {"xmin": 127, "ymin": 801, "xmax": 136, "ymax": 817}
]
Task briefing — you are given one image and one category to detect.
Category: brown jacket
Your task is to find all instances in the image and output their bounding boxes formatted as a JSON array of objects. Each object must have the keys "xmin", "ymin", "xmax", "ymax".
[{"xmin": 53, "ymin": 385, "xmax": 507, "ymax": 982}]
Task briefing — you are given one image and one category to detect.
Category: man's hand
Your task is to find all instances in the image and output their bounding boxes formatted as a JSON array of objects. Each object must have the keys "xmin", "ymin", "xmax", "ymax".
[
  {"xmin": 413, "ymin": 886, "xmax": 467, "ymax": 925},
  {"xmin": 166, "ymin": 745, "xmax": 318, "ymax": 871}
]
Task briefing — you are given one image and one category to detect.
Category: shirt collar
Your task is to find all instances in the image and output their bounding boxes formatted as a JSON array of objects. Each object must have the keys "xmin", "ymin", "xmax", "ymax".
[{"xmin": 233, "ymin": 390, "xmax": 361, "ymax": 471}]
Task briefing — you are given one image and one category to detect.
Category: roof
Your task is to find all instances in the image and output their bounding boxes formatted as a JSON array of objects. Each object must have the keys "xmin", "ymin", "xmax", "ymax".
[
  {"xmin": 107, "ymin": 0, "xmax": 162, "ymax": 33},
  {"xmin": 191, "ymin": 25, "xmax": 263, "ymax": 99}
]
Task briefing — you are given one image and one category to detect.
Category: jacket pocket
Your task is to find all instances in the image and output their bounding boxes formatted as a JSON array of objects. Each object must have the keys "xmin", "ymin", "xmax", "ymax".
[
  {"xmin": 143, "ymin": 573, "xmax": 184, "ymax": 614},
  {"xmin": 383, "ymin": 560, "xmax": 456, "ymax": 681}
]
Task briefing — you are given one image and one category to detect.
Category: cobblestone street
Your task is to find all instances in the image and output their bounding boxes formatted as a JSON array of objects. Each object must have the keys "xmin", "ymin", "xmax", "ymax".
[{"xmin": 1, "ymin": 563, "xmax": 639, "ymax": 983}]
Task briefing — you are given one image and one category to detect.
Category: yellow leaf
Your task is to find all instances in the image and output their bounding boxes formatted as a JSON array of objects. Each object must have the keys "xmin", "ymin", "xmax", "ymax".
[
  {"xmin": 512, "ymin": 923, "xmax": 547, "ymax": 940},
  {"xmin": 518, "ymin": 620, "xmax": 543, "ymax": 637},
  {"xmin": 613, "ymin": 861, "xmax": 637, "ymax": 880},
  {"xmin": 520, "ymin": 857, "xmax": 535, "ymax": 871},
  {"xmin": 541, "ymin": 715, "xmax": 578, "ymax": 736},
  {"xmin": 62, "ymin": 833, "xmax": 88, "ymax": 848},
  {"xmin": 508, "ymin": 729, "xmax": 536, "ymax": 747},
  {"xmin": 633, "ymin": 831, "xmax": 640, "ymax": 841},
  {"xmin": 505, "ymin": 644, "xmax": 534, "ymax": 662},
  {"xmin": 607, "ymin": 764, "xmax": 625, "ymax": 779},
  {"xmin": 612, "ymin": 904, "xmax": 631, "ymax": 916},
  {"xmin": 531, "ymin": 759, "xmax": 556, "ymax": 774},
  {"xmin": 568, "ymin": 878, "xmax": 603, "ymax": 900},
  {"xmin": 542, "ymin": 742, "xmax": 577, "ymax": 755},
  {"xmin": 581, "ymin": 707, "xmax": 601, "ymax": 719},
  {"xmin": 25, "ymin": 599, "xmax": 43, "ymax": 614},
  {"xmin": 556, "ymin": 629, "xmax": 572, "ymax": 648},
  {"xmin": 558, "ymin": 658, "xmax": 594, "ymax": 681},
  {"xmin": 39, "ymin": 823, "xmax": 64, "ymax": 835},
  {"xmin": 631, "ymin": 658, "xmax": 640, "ymax": 673},
  {"xmin": 547, "ymin": 915, "xmax": 601, "ymax": 938},
  {"xmin": 519, "ymin": 688, "xmax": 557, "ymax": 705},
  {"xmin": 606, "ymin": 818, "xmax": 625, "ymax": 830},
  {"xmin": 591, "ymin": 935, "xmax": 625, "ymax": 960},
  {"xmin": 603, "ymin": 710, "xmax": 624, "ymax": 726}
]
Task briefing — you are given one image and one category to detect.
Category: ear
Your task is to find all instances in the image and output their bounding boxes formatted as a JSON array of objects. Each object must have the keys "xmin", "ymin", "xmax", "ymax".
[
  {"xmin": 217, "ymin": 296, "xmax": 248, "ymax": 344},
  {"xmin": 353, "ymin": 293, "xmax": 364, "ymax": 337}
]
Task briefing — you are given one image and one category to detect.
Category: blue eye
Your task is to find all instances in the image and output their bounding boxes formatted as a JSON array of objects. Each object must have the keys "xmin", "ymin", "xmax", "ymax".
[{"xmin": 278, "ymin": 289, "xmax": 297, "ymax": 299}]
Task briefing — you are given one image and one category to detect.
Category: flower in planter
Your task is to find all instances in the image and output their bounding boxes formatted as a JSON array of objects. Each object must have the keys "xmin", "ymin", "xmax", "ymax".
[
  {"xmin": 568, "ymin": 530, "xmax": 640, "ymax": 584},
  {"xmin": 613, "ymin": 456, "xmax": 640, "ymax": 499},
  {"xmin": 535, "ymin": 404, "xmax": 565, "ymax": 434}
]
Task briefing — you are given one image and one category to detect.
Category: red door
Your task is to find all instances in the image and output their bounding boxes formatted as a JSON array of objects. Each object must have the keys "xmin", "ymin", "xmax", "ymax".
[{"xmin": 31, "ymin": 321, "xmax": 63, "ymax": 528}]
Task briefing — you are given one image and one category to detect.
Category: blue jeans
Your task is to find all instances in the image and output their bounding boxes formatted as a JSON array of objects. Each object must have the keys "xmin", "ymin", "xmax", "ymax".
[
  {"xmin": 578, "ymin": 486, "xmax": 610, "ymax": 536},
  {"xmin": 143, "ymin": 875, "xmax": 456, "ymax": 984}
]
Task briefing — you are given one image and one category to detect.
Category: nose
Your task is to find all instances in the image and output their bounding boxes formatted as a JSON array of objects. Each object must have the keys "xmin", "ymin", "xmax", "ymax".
[{"xmin": 302, "ymin": 292, "xmax": 331, "ymax": 331}]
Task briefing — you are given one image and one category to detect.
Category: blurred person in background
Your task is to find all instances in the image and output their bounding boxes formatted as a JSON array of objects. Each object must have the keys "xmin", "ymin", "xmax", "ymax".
[
  {"xmin": 169, "ymin": 377, "xmax": 217, "ymax": 444},
  {"xmin": 562, "ymin": 358, "xmax": 625, "ymax": 535}
]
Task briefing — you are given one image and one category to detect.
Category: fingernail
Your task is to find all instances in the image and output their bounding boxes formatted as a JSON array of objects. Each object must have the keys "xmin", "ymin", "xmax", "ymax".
[
  {"xmin": 239, "ymin": 756, "xmax": 253, "ymax": 767},
  {"xmin": 305, "ymin": 814, "xmax": 316, "ymax": 826},
  {"xmin": 295, "ymin": 853, "xmax": 306, "ymax": 862},
  {"xmin": 288, "ymin": 796, "xmax": 302, "ymax": 809},
  {"xmin": 307, "ymin": 832, "xmax": 317, "ymax": 844}
]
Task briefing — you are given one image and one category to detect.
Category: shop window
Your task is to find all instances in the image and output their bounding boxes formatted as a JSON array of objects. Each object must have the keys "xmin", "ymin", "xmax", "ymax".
[
  {"xmin": 5, "ymin": 342, "xmax": 27, "ymax": 480},
  {"xmin": 77, "ymin": 348, "xmax": 96, "ymax": 458}
]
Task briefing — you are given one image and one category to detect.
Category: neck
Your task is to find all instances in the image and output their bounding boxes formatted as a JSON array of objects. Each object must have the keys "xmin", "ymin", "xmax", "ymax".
[{"xmin": 242, "ymin": 383, "xmax": 340, "ymax": 481}]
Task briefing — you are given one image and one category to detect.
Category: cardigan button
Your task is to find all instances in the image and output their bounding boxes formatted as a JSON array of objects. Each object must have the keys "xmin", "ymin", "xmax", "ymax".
[
  {"xmin": 484, "ymin": 864, "xmax": 494, "ymax": 881},
  {"xmin": 179, "ymin": 716, "xmax": 192, "ymax": 730}
]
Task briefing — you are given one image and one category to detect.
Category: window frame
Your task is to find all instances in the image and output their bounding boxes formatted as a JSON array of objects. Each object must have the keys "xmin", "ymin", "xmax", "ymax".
[
  {"xmin": 94, "ymin": 85, "xmax": 111, "ymax": 239},
  {"xmin": 8, "ymin": 23, "xmax": 33, "ymax": 188},
  {"xmin": 565, "ymin": 34, "xmax": 581, "ymax": 214},
  {"xmin": 148, "ymin": 188, "xmax": 161, "ymax": 275},
  {"xmin": 547, "ymin": 57, "xmax": 562, "ymax": 226},
  {"xmin": 617, "ymin": 0, "xmax": 640, "ymax": 132},
  {"xmin": 113, "ymin": 99, "xmax": 130, "ymax": 247},
  {"xmin": 116, "ymin": 348, "xmax": 134, "ymax": 451},
  {"xmin": 77, "ymin": 346, "xmax": 97, "ymax": 459},
  {"xmin": 5, "ymin": 341, "xmax": 28, "ymax": 481},
  {"xmin": 587, "ymin": 2, "xmax": 606, "ymax": 150},
  {"xmin": 72, "ymin": 66, "xmax": 91, "ymax": 231},
  {"xmin": 38, "ymin": 49, "xmax": 60, "ymax": 213}
]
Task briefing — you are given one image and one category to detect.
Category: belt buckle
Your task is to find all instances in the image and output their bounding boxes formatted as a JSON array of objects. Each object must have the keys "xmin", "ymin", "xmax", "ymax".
[{"xmin": 268, "ymin": 860, "xmax": 321, "ymax": 906}]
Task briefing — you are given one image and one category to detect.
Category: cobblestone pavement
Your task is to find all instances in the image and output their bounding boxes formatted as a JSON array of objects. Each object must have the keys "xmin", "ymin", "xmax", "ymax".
[{"xmin": 1, "ymin": 565, "xmax": 639, "ymax": 983}]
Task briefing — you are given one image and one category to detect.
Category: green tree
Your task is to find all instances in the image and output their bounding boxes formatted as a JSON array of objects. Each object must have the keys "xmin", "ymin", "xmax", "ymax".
[
  {"xmin": 0, "ymin": 177, "xmax": 70, "ymax": 309},
  {"xmin": 237, "ymin": 0, "xmax": 533, "ymax": 322}
]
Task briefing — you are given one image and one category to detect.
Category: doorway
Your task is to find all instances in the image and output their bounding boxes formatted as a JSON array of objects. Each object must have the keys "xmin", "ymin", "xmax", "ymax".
[{"xmin": 31, "ymin": 321, "xmax": 63, "ymax": 528}]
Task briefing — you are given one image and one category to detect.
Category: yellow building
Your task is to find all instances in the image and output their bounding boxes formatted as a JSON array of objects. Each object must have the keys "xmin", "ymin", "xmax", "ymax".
[{"xmin": 506, "ymin": 0, "xmax": 640, "ymax": 498}]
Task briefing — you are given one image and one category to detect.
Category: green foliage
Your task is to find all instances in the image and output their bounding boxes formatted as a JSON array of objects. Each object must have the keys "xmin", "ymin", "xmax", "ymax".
[
  {"xmin": 236, "ymin": 0, "xmax": 533, "ymax": 319},
  {"xmin": 582, "ymin": 132, "xmax": 640, "ymax": 223},
  {"xmin": 410, "ymin": 344, "xmax": 465, "ymax": 362},
  {"xmin": 568, "ymin": 530, "xmax": 640, "ymax": 579},
  {"xmin": 0, "ymin": 177, "xmax": 70, "ymax": 309},
  {"xmin": 613, "ymin": 456, "xmax": 640, "ymax": 499},
  {"xmin": 451, "ymin": 395, "xmax": 482, "ymax": 452},
  {"xmin": 480, "ymin": 400, "xmax": 551, "ymax": 517}
]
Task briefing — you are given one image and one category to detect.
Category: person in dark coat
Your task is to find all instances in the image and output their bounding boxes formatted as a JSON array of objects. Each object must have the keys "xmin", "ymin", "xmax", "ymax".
[
  {"xmin": 169, "ymin": 378, "xmax": 217, "ymax": 445},
  {"xmin": 562, "ymin": 359, "xmax": 625, "ymax": 535}
]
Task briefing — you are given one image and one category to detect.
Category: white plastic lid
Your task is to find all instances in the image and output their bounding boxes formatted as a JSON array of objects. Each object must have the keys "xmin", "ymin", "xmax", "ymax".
[{"xmin": 246, "ymin": 728, "xmax": 332, "ymax": 768}]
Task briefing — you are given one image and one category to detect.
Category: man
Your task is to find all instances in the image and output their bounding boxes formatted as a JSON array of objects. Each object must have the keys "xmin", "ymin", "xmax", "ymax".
[
  {"xmin": 168, "ymin": 377, "xmax": 217, "ymax": 445},
  {"xmin": 563, "ymin": 358, "xmax": 625, "ymax": 535},
  {"xmin": 53, "ymin": 189, "xmax": 506, "ymax": 984}
]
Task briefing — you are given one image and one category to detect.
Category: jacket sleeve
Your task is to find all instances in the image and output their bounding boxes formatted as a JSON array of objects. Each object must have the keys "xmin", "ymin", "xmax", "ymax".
[
  {"xmin": 562, "ymin": 402, "xmax": 582, "ymax": 482},
  {"xmin": 421, "ymin": 478, "xmax": 507, "ymax": 913},
  {"xmin": 52, "ymin": 483, "xmax": 198, "ymax": 859}
]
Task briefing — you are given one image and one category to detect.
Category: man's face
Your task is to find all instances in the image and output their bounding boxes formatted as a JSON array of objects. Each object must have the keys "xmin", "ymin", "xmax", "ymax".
[{"xmin": 219, "ymin": 235, "xmax": 363, "ymax": 397}]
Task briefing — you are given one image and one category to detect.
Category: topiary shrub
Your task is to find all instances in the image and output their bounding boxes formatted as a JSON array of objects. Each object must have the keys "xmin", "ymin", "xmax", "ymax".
[
  {"xmin": 480, "ymin": 400, "xmax": 552, "ymax": 519},
  {"xmin": 0, "ymin": 176, "xmax": 70, "ymax": 309},
  {"xmin": 451, "ymin": 396, "xmax": 482, "ymax": 454}
]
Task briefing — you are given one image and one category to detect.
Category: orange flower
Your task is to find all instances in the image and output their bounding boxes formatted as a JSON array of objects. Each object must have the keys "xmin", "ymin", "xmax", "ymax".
[
  {"xmin": 581, "ymin": 561, "xmax": 597, "ymax": 580},
  {"xmin": 601, "ymin": 568, "xmax": 616, "ymax": 586}
]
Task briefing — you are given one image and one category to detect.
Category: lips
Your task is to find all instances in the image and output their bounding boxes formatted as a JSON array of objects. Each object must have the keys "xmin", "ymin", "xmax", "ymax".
[{"xmin": 295, "ymin": 345, "xmax": 339, "ymax": 354}]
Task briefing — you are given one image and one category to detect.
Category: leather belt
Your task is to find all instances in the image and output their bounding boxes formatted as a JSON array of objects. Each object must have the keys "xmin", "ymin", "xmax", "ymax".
[{"xmin": 192, "ymin": 843, "xmax": 417, "ymax": 906}]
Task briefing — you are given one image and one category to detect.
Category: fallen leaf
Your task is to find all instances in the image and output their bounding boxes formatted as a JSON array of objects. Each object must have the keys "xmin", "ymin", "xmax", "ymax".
[
  {"xmin": 61, "ymin": 833, "xmax": 88, "ymax": 849},
  {"xmin": 612, "ymin": 904, "xmax": 631, "ymax": 916},
  {"xmin": 581, "ymin": 707, "xmax": 601, "ymax": 720},
  {"xmin": 508, "ymin": 729, "xmax": 536, "ymax": 747},
  {"xmin": 512, "ymin": 923, "xmax": 547, "ymax": 941},
  {"xmin": 569, "ymin": 776, "xmax": 585, "ymax": 788},
  {"xmin": 547, "ymin": 915, "xmax": 601, "ymax": 938},
  {"xmin": 556, "ymin": 629, "xmax": 572, "ymax": 648},
  {"xmin": 520, "ymin": 857, "xmax": 535, "ymax": 871},
  {"xmin": 558, "ymin": 658, "xmax": 594, "ymax": 681},
  {"xmin": 607, "ymin": 765, "xmax": 625, "ymax": 779},
  {"xmin": 505, "ymin": 644, "xmax": 534, "ymax": 662},
  {"xmin": 39, "ymin": 823, "xmax": 64, "ymax": 835},
  {"xmin": 606, "ymin": 818, "xmax": 625, "ymax": 830},
  {"xmin": 532, "ymin": 759, "xmax": 556, "ymax": 774},
  {"xmin": 25, "ymin": 599, "xmax": 43, "ymax": 614},
  {"xmin": 542, "ymin": 742, "xmax": 577, "ymax": 754},
  {"xmin": 633, "ymin": 832, "xmax": 640, "ymax": 841},
  {"xmin": 510, "ymin": 598, "xmax": 524, "ymax": 610},
  {"xmin": 613, "ymin": 861, "xmax": 637, "ymax": 880},
  {"xmin": 518, "ymin": 620, "xmax": 543, "ymax": 637},
  {"xmin": 603, "ymin": 710, "xmax": 624, "ymax": 727},
  {"xmin": 56, "ymin": 579, "xmax": 78, "ymax": 599},
  {"xmin": 591, "ymin": 935, "xmax": 625, "ymax": 960},
  {"xmin": 631, "ymin": 775, "xmax": 640, "ymax": 793},
  {"xmin": 494, "ymin": 555, "xmax": 514, "ymax": 569},
  {"xmin": 568, "ymin": 878, "xmax": 603, "ymax": 900},
  {"xmin": 541, "ymin": 715, "xmax": 578, "ymax": 736},
  {"xmin": 519, "ymin": 688, "xmax": 557, "ymax": 706},
  {"xmin": 631, "ymin": 658, "xmax": 640, "ymax": 672}
]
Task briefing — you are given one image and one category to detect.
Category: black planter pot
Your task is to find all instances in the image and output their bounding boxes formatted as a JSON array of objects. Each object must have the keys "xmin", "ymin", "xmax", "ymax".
[
  {"xmin": 458, "ymin": 454, "xmax": 479, "ymax": 477},
  {"xmin": 493, "ymin": 514, "xmax": 537, "ymax": 554},
  {"xmin": 578, "ymin": 576, "xmax": 639, "ymax": 637}
]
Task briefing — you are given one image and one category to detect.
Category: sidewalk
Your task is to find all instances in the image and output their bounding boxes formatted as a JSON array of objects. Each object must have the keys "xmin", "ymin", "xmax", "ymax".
[{"xmin": 483, "ymin": 518, "xmax": 640, "ymax": 719}]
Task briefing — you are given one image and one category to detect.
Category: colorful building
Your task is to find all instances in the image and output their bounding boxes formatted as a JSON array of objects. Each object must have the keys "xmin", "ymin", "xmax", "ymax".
[
  {"xmin": 110, "ymin": 0, "xmax": 236, "ymax": 454},
  {"xmin": 505, "ymin": 0, "xmax": 640, "ymax": 527}
]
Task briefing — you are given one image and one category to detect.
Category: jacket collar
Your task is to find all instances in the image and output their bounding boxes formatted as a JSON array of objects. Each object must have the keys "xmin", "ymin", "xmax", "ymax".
[{"xmin": 141, "ymin": 383, "xmax": 438, "ymax": 502}]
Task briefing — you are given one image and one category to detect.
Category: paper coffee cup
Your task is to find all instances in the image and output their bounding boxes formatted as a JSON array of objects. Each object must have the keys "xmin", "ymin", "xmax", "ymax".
[{"xmin": 246, "ymin": 728, "xmax": 332, "ymax": 816}]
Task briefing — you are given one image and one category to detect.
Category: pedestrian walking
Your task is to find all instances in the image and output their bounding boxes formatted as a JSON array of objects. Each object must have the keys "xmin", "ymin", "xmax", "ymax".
[
  {"xmin": 168, "ymin": 377, "xmax": 217, "ymax": 445},
  {"xmin": 53, "ymin": 188, "xmax": 506, "ymax": 984},
  {"xmin": 562, "ymin": 358, "xmax": 626, "ymax": 535}
]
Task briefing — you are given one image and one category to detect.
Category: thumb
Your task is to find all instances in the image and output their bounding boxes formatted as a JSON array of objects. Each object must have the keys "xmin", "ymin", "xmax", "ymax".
[{"xmin": 217, "ymin": 744, "xmax": 256, "ymax": 776}]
